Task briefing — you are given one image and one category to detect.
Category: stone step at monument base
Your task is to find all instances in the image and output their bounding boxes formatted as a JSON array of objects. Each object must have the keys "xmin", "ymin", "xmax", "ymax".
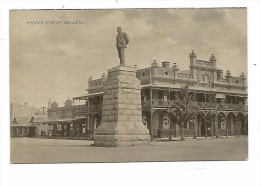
[
  {"xmin": 94, "ymin": 121, "xmax": 149, "ymax": 135},
  {"xmin": 94, "ymin": 134, "xmax": 150, "ymax": 147},
  {"xmin": 95, "ymin": 129, "xmax": 149, "ymax": 135}
]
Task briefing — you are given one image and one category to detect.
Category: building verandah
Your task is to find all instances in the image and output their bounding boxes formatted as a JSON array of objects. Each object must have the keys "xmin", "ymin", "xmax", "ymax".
[
  {"xmin": 10, "ymin": 124, "xmax": 37, "ymax": 138},
  {"xmin": 142, "ymin": 109, "xmax": 197, "ymax": 139},
  {"xmin": 46, "ymin": 87, "xmax": 248, "ymax": 139},
  {"xmin": 45, "ymin": 94, "xmax": 103, "ymax": 139},
  {"xmin": 141, "ymin": 87, "xmax": 247, "ymax": 110},
  {"xmin": 44, "ymin": 117, "xmax": 87, "ymax": 139},
  {"xmin": 44, "ymin": 114, "xmax": 103, "ymax": 139},
  {"xmin": 141, "ymin": 87, "xmax": 248, "ymax": 139},
  {"xmin": 142, "ymin": 108, "xmax": 248, "ymax": 139}
]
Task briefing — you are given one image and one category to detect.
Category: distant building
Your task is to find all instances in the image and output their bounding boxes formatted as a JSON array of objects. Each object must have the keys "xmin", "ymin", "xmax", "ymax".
[
  {"xmin": 10, "ymin": 102, "xmax": 46, "ymax": 122},
  {"xmin": 46, "ymin": 50, "xmax": 248, "ymax": 139},
  {"xmin": 10, "ymin": 102, "xmax": 48, "ymax": 137},
  {"xmin": 46, "ymin": 98, "xmax": 87, "ymax": 139},
  {"xmin": 10, "ymin": 115, "xmax": 48, "ymax": 137},
  {"xmin": 10, "ymin": 116, "xmax": 32, "ymax": 137}
]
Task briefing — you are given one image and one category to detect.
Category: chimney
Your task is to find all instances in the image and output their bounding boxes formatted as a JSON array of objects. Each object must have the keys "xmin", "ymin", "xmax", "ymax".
[
  {"xmin": 152, "ymin": 60, "xmax": 158, "ymax": 67},
  {"xmin": 189, "ymin": 50, "xmax": 197, "ymax": 66},
  {"xmin": 209, "ymin": 54, "xmax": 216, "ymax": 68},
  {"xmin": 162, "ymin": 61, "xmax": 170, "ymax": 68}
]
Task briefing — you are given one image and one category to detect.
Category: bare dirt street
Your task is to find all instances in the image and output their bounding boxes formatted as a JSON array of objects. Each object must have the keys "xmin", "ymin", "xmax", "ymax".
[{"xmin": 11, "ymin": 137, "xmax": 248, "ymax": 163}]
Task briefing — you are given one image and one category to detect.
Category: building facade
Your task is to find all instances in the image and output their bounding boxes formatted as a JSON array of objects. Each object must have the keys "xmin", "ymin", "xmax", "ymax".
[
  {"xmin": 46, "ymin": 98, "xmax": 89, "ymax": 138},
  {"xmin": 47, "ymin": 50, "xmax": 248, "ymax": 139},
  {"xmin": 10, "ymin": 102, "xmax": 45, "ymax": 122},
  {"xmin": 10, "ymin": 102, "xmax": 48, "ymax": 137}
]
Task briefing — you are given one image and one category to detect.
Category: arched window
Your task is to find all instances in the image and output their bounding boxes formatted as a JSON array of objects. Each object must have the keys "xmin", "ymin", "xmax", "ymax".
[
  {"xmin": 200, "ymin": 73, "xmax": 210, "ymax": 84},
  {"xmin": 162, "ymin": 113, "xmax": 170, "ymax": 129},
  {"xmin": 164, "ymin": 71, "xmax": 169, "ymax": 76}
]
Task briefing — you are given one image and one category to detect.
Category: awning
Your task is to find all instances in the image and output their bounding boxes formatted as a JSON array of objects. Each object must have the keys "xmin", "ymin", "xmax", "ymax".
[
  {"xmin": 44, "ymin": 117, "xmax": 86, "ymax": 124},
  {"xmin": 87, "ymin": 92, "xmax": 104, "ymax": 97},
  {"xmin": 73, "ymin": 92, "xmax": 104, "ymax": 100},
  {"xmin": 10, "ymin": 124, "xmax": 36, "ymax": 127},
  {"xmin": 72, "ymin": 95, "xmax": 88, "ymax": 100},
  {"xmin": 216, "ymin": 94, "xmax": 225, "ymax": 99}
]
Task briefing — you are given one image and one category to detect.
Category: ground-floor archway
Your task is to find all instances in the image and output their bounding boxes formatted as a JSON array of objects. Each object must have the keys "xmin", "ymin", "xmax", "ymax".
[
  {"xmin": 143, "ymin": 108, "xmax": 247, "ymax": 138},
  {"xmin": 237, "ymin": 113, "xmax": 246, "ymax": 135},
  {"xmin": 198, "ymin": 111, "xmax": 212, "ymax": 137},
  {"xmin": 227, "ymin": 112, "xmax": 236, "ymax": 135},
  {"xmin": 217, "ymin": 112, "xmax": 227, "ymax": 136}
]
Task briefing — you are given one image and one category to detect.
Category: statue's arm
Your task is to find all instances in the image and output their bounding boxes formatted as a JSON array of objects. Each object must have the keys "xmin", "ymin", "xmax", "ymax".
[{"xmin": 124, "ymin": 33, "xmax": 129, "ymax": 45}]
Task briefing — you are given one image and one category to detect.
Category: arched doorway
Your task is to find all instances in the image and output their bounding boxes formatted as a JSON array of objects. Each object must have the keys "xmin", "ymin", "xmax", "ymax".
[
  {"xmin": 211, "ymin": 112, "xmax": 217, "ymax": 136},
  {"xmin": 217, "ymin": 112, "xmax": 226, "ymax": 136},
  {"xmin": 152, "ymin": 109, "xmax": 160, "ymax": 138},
  {"xmin": 237, "ymin": 113, "xmax": 245, "ymax": 135},
  {"xmin": 151, "ymin": 109, "xmax": 173, "ymax": 138},
  {"xmin": 227, "ymin": 112, "xmax": 236, "ymax": 135},
  {"xmin": 162, "ymin": 111, "xmax": 170, "ymax": 129}
]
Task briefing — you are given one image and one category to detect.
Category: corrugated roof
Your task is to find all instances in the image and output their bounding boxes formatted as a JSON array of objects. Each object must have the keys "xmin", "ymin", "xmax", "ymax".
[
  {"xmin": 12, "ymin": 116, "xmax": 31, "ymax": 125},
  {"xmin": 31, "ymin": 116, "xmax": 48, "ymax": 123},
  {"xmin": 141, "ymin": 82, "xmax": 247, "ymax": 96}
]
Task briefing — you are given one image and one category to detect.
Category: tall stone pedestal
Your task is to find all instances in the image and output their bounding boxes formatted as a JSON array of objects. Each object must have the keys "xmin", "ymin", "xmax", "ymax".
[{"xmin": 94, "ymin": 65, "xmax": 150, "ymax": 147}]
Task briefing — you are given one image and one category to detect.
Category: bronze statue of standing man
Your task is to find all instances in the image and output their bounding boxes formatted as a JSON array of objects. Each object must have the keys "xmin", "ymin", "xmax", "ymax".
[{"xmin": 116, "ymin": 27, "xmax": 129, "ymax": 65}]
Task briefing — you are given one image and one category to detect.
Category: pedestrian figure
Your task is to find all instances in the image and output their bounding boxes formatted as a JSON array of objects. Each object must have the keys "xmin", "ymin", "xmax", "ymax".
[
  {"xmin": 157, "ymin": 127, "xmax": 161, "ymax": 138},
  {"xmin": 207, "ymin": 127, "xmax": 211, "ymax": 136}
]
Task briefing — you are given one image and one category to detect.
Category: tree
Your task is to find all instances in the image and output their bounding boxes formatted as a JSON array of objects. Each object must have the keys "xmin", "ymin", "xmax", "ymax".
[{"xmin": 169, "ymin": 85, "xmax": 198, "ymax": 140}]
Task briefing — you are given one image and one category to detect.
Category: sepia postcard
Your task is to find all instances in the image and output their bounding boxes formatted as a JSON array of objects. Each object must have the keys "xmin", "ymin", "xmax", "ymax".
[
  {"xmin": 2, "ymin": 0, "xmax": 260, "ymax": 185},
  {"xmin": 9, "ymin": 8, "xmax": 248, "ymax": 164}
]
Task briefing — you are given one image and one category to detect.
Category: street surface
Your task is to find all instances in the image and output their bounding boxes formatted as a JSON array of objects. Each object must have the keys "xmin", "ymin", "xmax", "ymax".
[{"xmin": 11, "ymin": 137, "xmax": 248, "ymax": 163}]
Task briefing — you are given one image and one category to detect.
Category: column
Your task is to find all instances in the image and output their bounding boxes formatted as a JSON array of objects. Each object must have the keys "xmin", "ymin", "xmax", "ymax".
[{"xmin": 150, "ymin": 109, "xmax": 154, "ymax": 138}]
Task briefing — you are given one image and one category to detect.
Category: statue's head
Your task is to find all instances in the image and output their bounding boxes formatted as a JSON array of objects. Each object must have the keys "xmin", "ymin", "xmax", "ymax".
[{"xmin": 117, "ymin": 27, "xmax": 122, "ymax": 33}]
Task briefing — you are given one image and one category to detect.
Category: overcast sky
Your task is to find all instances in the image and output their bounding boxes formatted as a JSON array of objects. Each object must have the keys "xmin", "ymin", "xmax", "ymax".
[{"xmin": 10, "ymin": 8, "xmax": 247, "ymax": 108}]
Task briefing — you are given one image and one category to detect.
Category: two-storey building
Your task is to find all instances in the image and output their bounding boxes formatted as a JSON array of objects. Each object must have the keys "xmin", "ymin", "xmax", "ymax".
[{"xmin": 47, "ymin": 50, "xmax": 248, "ymax": 139}]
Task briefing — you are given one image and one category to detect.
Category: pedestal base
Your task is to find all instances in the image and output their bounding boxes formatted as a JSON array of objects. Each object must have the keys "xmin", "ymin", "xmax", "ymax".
[
  {"xmin": 94, "ymin": 134, "xmax": 150, "ymax": 147},
  {"xmin": 93, "ymin": 65, "xmax": 150, "ymax": 147}
]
